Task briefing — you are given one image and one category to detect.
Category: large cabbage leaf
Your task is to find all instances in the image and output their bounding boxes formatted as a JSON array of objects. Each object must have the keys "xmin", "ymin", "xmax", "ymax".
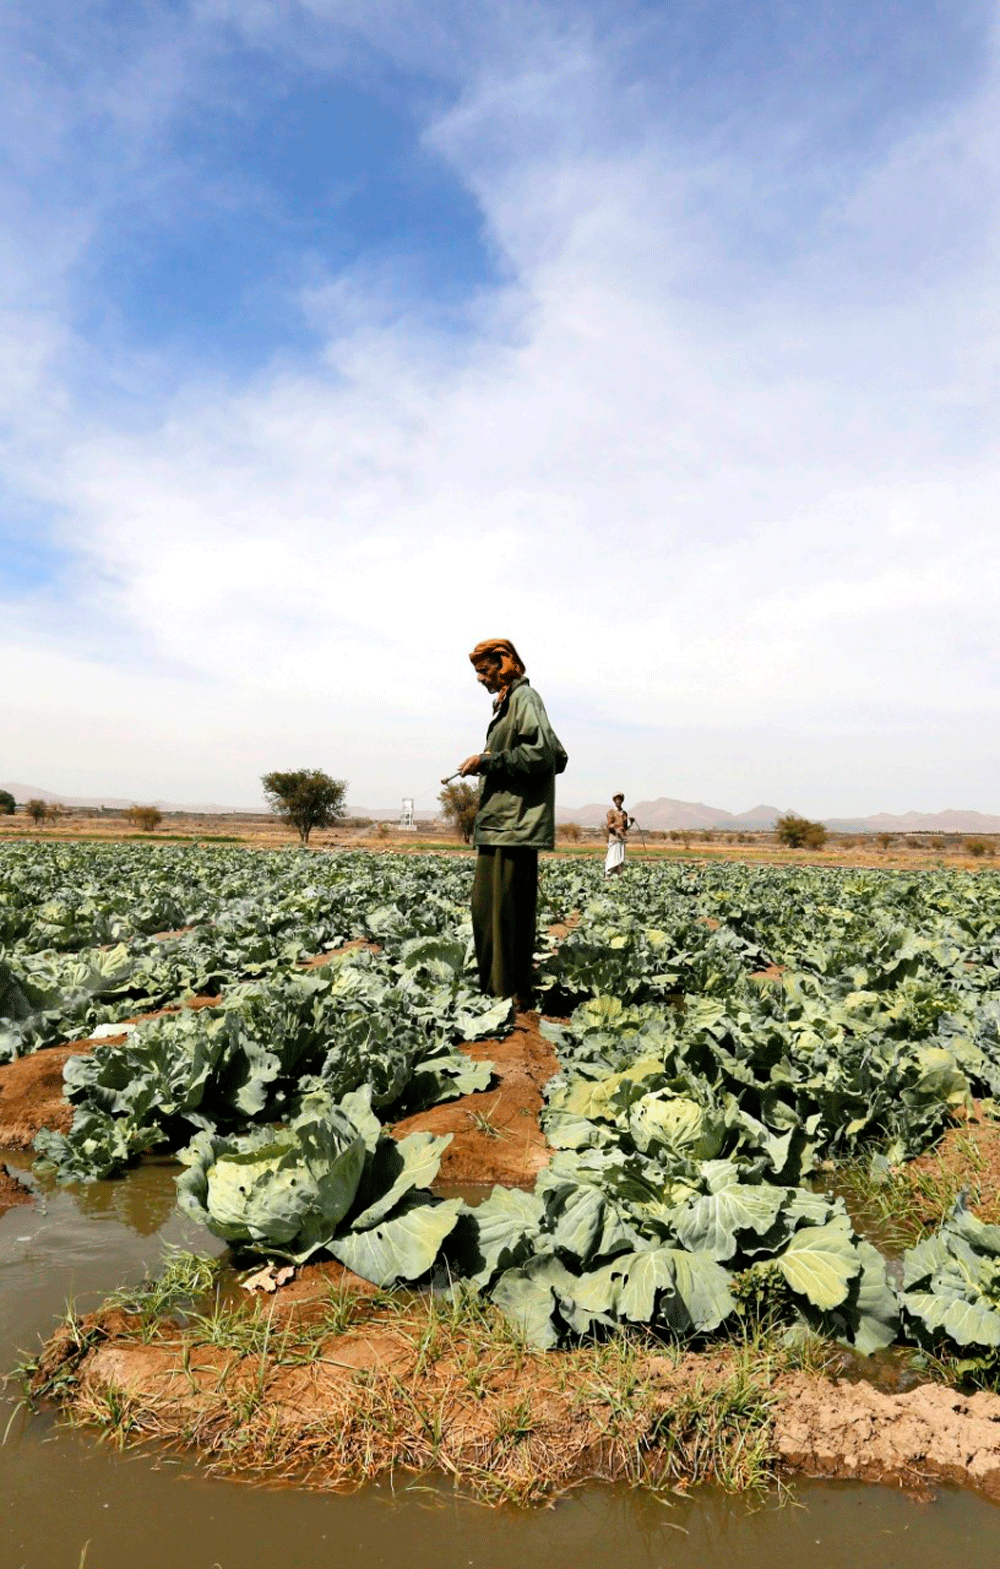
[
  {"xmin": 901, "ymin": 1200, "xmax": 1000, "ymax": 1351},
  {"xmin": 176, "ymin": 1087, "xmax": 458, "ymax": 1274}
]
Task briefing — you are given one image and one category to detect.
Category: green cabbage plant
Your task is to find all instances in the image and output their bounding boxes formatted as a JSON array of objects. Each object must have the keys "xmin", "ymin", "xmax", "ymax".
[{"xmin": 176, "ymin": 1085, "xmax": 460, "ymax": 1280}]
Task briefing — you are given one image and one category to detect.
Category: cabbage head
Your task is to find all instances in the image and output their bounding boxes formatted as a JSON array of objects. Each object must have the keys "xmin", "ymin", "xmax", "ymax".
[{"xmin": 176, "ymin": 1086, "xmax": 459, "ymax": 1280}]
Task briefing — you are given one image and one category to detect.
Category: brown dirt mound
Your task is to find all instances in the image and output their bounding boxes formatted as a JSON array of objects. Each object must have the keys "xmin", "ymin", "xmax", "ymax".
[
  {"xmin": 0, "ymin": 1162, "xmax": 33, "ymax": 1216},
  {"xmin": 33, "ymin": 1287, "xmax": 1000, "ymax": 1504},
  {"xmin": 0, "ymin": 1045, "xmax": 80, "ymax": 1148},
  {"xmin": 300, "ymin": 939, "xmax": 380, "ymax": 970},
  {"xmin": 392, "ymin": 1012, "xmax": 561, "ymax": 1187},
  {"xmin": 248, "ymin": 1259, "xmax": 384, "ymax": 1314},
  {"xmin": 750, "ymin": 963, "xmax": 784, "ymax": 983},
  {"xmin": 31, "ymin": 1298, "xmax": 779, "ymax": 1503},
  {"xmin": 774, "ymin": 1372, "xmax": 1000, "ymax": 1497}
]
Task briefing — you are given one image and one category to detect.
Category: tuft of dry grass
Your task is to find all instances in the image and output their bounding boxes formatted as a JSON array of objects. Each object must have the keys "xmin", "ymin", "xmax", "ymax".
[{"xmin": 26, "ymin": 1281, "xmax": 791, "ymax": 1505}]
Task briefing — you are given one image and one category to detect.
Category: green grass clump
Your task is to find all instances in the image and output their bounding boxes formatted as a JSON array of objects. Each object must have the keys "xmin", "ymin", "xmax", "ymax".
[{"xmin": 833, "ymin": 1136, "xmax": 986, "ymax": 1252}]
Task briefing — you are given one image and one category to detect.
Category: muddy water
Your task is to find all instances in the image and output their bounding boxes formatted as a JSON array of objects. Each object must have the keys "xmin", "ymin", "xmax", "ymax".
[{"xmin": 2, "ymin": 1161, "xmax": 998, "ymax": 1569}]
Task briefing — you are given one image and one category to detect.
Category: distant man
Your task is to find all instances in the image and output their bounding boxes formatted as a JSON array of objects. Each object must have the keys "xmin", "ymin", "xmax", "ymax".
[{"xmin": 604, "ymin": 793, "xmax": 630, "ymax": 877}]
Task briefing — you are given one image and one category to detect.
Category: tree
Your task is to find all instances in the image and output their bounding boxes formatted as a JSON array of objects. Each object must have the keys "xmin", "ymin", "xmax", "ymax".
[
  {"xmin": 128, "ymin": 805, "xmax": 163, "ymax": 832},
  {"xmin": 438, "ymin": 781, "xmax": 479, "ymax": 843},
  {"xmin": 0, "ymin": 790, "xmax": 14, "ymax": 815},
  {"xmin": 25, "ymin": 798, "xmax": 48, "ymax": 825},
  {"xmin": 262, "ymin": 769, "xmax": 347, "ymax": 845},
  {"xmin": 775, "ymin": 812, "xmax": 827, "ymax": 850}
]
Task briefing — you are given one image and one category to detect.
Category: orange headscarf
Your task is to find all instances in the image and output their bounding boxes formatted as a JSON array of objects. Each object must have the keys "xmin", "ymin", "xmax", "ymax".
[{"xmin": 469, "ymin": 638, "xmax": 526, "ymax": 710}]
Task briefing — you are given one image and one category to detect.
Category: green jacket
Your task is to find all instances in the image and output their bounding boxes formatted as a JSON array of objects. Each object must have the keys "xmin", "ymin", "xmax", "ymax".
[{"xmin": 473, "ymin": 678, "xmax": 568, "ymax": 850}]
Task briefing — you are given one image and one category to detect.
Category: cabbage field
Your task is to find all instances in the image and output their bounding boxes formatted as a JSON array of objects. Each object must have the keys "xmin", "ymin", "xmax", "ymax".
[{"xmin": 4, "ymin": 842, "xmax": 1000, "ymax": 1372}]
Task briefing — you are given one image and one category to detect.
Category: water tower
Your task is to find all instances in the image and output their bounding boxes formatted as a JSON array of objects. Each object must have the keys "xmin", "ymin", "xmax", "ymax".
[{"xmin": 400, "ymin": 797, "xmax": 416, "ymax": 831}]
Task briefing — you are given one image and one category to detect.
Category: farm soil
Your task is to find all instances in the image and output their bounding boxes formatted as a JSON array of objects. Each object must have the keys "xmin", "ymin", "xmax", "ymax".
[
  {"xmin": 32, "ymin": 1282, "xmax": 1000, "ymax": 1505},
  {"xmin": 300, "ymin": 938, "xmax": 381, "ymax": 969},
  {"xmin": 392, "ymin": 1011, "xmax": 560, "ymax": 1187}
]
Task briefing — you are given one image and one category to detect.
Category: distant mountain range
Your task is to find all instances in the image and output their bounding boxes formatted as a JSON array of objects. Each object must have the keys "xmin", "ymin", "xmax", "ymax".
[
  {"xmin": 0, "ymin": 783, "xmax": 248, "ymax": 815},
  {"xmin": 557, "ymin": 797, "xmax": 1000, "ymax": 834},
  {"xmin": 558, "ymin": 798, "xmax": 785, "ymax": 830},
  {"xmin": 4, "ymin": 783, "xmax": 998, "ymax": 834},
  {"xmin": 820, "ymin": 809, "xmax": 1000, "ymax": 835}
]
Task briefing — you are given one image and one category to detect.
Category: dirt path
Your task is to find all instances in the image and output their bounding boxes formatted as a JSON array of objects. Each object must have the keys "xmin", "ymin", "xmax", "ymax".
[
  {"xmin": 392, "ymin": 1012, "xmax": 560, "ymax": 1187},
  {"xmin": 774, "ymin": 1372, "xmax": 1000, "ymax": 1496}
]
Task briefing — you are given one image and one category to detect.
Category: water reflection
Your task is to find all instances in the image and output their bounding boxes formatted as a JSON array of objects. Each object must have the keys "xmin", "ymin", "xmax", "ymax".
[{"xmin": 65, "ymin": 1157, "xmax": 182, "ymax": 1237}]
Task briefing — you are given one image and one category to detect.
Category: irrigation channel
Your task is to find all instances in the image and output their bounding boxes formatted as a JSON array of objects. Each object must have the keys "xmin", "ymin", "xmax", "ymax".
[{"xmin": 1, "ymin": 1159, "xmax": 997, "ymax": 1569}]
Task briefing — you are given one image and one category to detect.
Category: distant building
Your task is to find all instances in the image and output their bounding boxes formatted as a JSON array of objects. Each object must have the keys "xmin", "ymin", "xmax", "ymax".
[{"xmin": 399, "ymin": 797, "xmax": 416, "ymax": 831}]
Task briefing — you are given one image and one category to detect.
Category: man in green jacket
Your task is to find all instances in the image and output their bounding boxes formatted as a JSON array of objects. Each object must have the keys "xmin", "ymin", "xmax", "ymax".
[{"xmin": 458, "ymin": 638, "xmax": 568, "ymax": 1010}]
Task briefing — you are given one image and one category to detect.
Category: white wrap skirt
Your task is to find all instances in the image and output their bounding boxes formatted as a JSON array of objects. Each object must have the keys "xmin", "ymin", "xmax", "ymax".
[{"xmin": 604, "ymin": 837, "xmax": 625, "ymax": 875}]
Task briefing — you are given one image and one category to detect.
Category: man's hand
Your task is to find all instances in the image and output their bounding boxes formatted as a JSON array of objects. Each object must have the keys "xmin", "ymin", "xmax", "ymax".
[{"xmin": 458, "ymin": 755, "xmax": 482, "ymax": 776}]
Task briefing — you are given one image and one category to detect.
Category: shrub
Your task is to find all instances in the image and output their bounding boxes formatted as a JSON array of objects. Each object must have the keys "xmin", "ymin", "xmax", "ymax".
[
  {"xmin": 0, "ymin": 790, "xmax": 14, "ymax": 815},
  {"xmin": 774, "ymin": 813, "xmax": 827, "ymax": 849},
  {"xmin": 262, "ymin": 769, "xmax": 347, "ymax": 845},
  {"xmin": 438, "ymin": 782, "xmax": 479, "ymax": 844},
  {"xmin": 875, "ymin": 832, "xmax": 894, "ymax": 850},
  {"xmin": 559, "ymin": 822, "xmax": 582, "ymax": 841},
  {"xmin": 127, "ymin": 805, "xmax": 163, "ymax": 833},
  {"xmin": 24, "ymin": 798, "xmax": 48, "ymax": 825},
  {"xmin": 965, "ymin": 837, "xmax": 993, "ymax": 858}
]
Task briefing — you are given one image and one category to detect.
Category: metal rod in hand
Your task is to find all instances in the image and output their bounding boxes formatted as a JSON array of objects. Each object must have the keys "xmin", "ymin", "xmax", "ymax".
[{"xmin": 631, "ymin": 819, "xmax": 650, "ymax": 858}]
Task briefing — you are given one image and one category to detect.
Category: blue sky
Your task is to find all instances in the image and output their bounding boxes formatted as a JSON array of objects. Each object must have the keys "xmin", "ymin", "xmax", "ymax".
[{"xmin": 2, "ymin": 0, "xmax": 998, "ymax": 811}]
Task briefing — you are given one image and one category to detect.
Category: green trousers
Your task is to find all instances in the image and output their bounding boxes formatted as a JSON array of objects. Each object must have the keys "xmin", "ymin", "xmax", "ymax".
[
  {"xmin": 471, "ymin": 846, "xmax": 539, "ymax": 1002},
  {"xmin": 0, "ymin": 959, "xmax": 31, "ymax": 1023}
]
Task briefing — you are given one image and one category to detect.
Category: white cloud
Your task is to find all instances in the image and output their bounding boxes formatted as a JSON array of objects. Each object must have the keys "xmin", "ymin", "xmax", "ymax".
[{"xmin": 3, "ymin": 3, "xmax": 999, "ymax": 814}]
